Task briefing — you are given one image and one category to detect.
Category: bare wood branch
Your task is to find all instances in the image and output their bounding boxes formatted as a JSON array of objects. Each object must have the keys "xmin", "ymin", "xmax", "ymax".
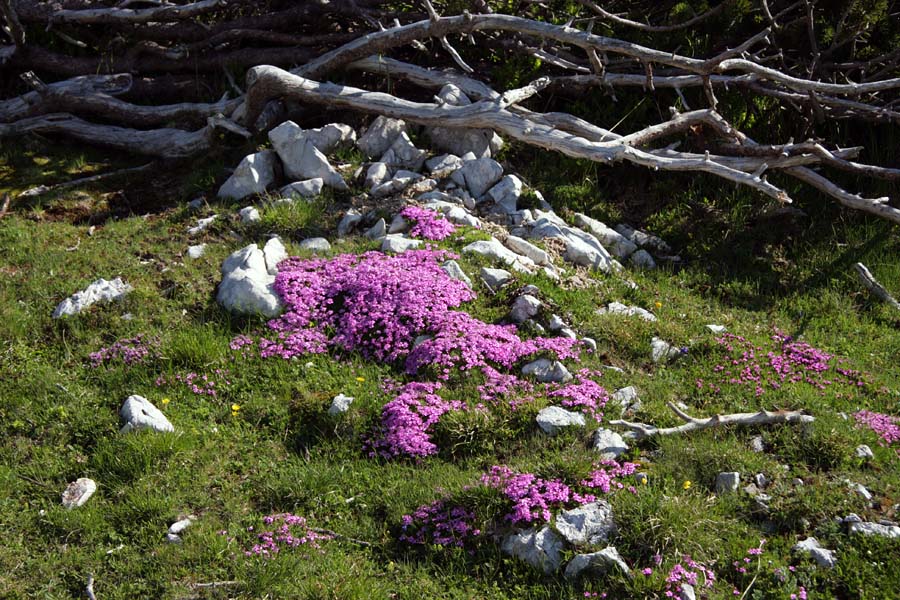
[
  {"xmin": 610, "ymin": 401, "xmax": 814, "ymax": 440},
  {"xmin": 86, "ymin": 574, "xmax": 97, "ymax": 600},
  {"xmin": 854, "ymin": 263, "xmax": 900, "ymax": 311},
  {"xmin": 574, "ymin": 0, "xmax": 735, "ymax": 33},
  {"xmin": 17, "ymin": 162, "xmax": 155, "ymax": 199},
  {"xmin": 1, "ymin": 0, "xmax": 26, "ymax": 46},
  {"xmin": 51, "ymin": 0, "xmax": 226, "ymax": 24}
]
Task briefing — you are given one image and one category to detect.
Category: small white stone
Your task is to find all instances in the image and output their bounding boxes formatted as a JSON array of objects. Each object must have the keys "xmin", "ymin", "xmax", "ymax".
[
  {"xmin": 481, "ymin": 267, "xmax": 513, "ymax": 290},
  {"xmin": 535, "ymin": 405, "xmax": 584, "ymax": 434},
  {"xmin": 381, "ymin": 235, "xmax": 422, "ymax": 253},
  {"xmin": 186, "ymin": 244, "xmax": 206, "ymax": 259},
  {"xmin": 715, "ymin": 472, "xmax": 740, "ymax": 494},
  {"xmin": 299, "ymin": 237, "xmax": 330, "ymax": 253},
  {"xmin": 61, "ymin": 478, "xmax": 97, "ymax": 509},
  {"xmin": 120, "ymin": 395, "xmax": 174, "ymax": 434},
  {"xmin": 593, "ymin": 428, "xmax": 629, "ymax": 459},
  {"xmin": 239, "ymin": 206, "xmax": 260, "ymax": 224},
  {"xmin": 442, "ymin": 260, "xmax": 472, "ymax": 287},
  {"xmin": 364, "ymin": 218, "xmax": 387, "ymax": 240},
  {"xmin": 706, "ymin": 324, "xmax": 727, "ymax": 334},
  {"xmin": 856, "ymin": 445, "xmax": 874, "ymax": 459},
  {"xmin": 328, "ymin": 393, "xmax": 354, "ymax": 416},
  {"xmin": 188, "ymin": 215, "xmax": 217, "ymax": 236},
  {"xmin": 510, "ymin": 294, "xmax": 542, "ymax": 323}
]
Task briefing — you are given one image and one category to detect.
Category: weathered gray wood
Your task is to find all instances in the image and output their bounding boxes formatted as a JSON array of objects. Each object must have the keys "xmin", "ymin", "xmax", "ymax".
[{"xmin": 854, "ymin": 263, "xmax": 900, "ymax": 311}]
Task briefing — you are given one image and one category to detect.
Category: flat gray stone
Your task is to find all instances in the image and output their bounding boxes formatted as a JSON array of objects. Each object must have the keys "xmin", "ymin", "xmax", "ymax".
[
  {"xmin": 715, "ymin": 472, "xmax": 741, "ymax": 494},
  {"xmin": 505, "ymin": 235, "xmax": 550, "ymax": 266},
  {"xmin": 365, "ymin": 162, "xmax": 391, "ymax": 189},
  {"xmin": 425, "ymin": 153, "xmax": 463, "ymax": 179},
  {"xmin": 573, "ymin": 214, "xmax": 638, "ymax": 258},
  {"xmin": 388, "ymin": 214, "xmax": 408, "ymax": 234},
  {"xmin": 299, "ymin": 237, "xmax": 331, "ymax": 253},
  {"xmin": 381, "ymin": 235, "xmax": 422, "ymax": 253},
  {"xmin": 793, "ymin": 537, "xmax": 837, "ymax": 568},
  {"xmin": 462, "ymin": 238, "xmax": 533, "ymax": 272},
  {"xmin": 268, "ymin": 121, "xmax": 355, "ymax": 158},
  {"xmin": 501, "ymin": 526, "xmax": 564, "ymax": 574},
  {"xmin": 614, "ymin": 224, "xmax": 672, "ymax": 254},
  {"xmin": 536, "ymin": 405, "xmax": 584, "ymax": 434},
  {"xmin": 217, "ymin": 150, "xmax": 278, "ymax": 201},
  {"xmin": 52, "ymin": 277, "xmax": 133, "ymax": 318},
  {"xmin": 481, "ymin": 267, "xmax": 513, "ymax": 290},
  {"xmin": 555, "ymin": 501, "xmax": 616, "ymax": 545},
  {"xmin": 186, "ymin": 244, "xmax": 206, "ymax": 259},
  {"xmin": 379, "ymin": 131, "xmax": 426, "ymax": 171},
  {"xmin": 597, "ymin": 301, "xmax": 657, "ymax": 322},
  {"xmin": 630, "ymin": 249, "xmax": 657, "ymax": 269},
  {"xmin": 856, "ymin": 444, "xmax": 874, "ymax": 459},
  {"xmin": 281, "ymin": 140, "xmax": 348, "ymax": 191},
  {"xmin": 187, "ymin": 215, "xmax": 217, "ymax": 236},
  {"xmin": 120, "ymin": 395, "xmax": 174, "ymax": 433},
  {"xmin": 564, "ymin": 547, "xmax": 631, "ymax": 580},
  {"xmin": 61, "ymin": 478, "xmax": 97, "ymax": 509},
  {"xmin": 280, "ymin": 178, "xmax": 324, "ymax": 199},
  {"xmin": 593, "ymin": 428, "xmax": 629, "ymax": 459}
]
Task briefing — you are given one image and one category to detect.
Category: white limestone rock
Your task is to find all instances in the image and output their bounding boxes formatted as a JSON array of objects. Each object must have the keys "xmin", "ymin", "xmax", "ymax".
[
  {"xmin": 536, "ymin": 405, "xmax": 584, "ymax": 434},
  {"xmin": 52, "ymin": 277, "xmax": 133, "ymax": 318},
  {"xmin": 573, "ymin": 214, "xmax": 638, "ymax": 258},
  {"xmin": 510, "ymin": 294, "xmax": 542, "ymax": 323},
  {"xmin": 338, "ymin": 209, "xmax": 363, "ymax": 237},
  {"xmin": 216, "ymin": 244, "xmax": 283, "ymax": 317},
  {"xmin": 364, "ymin": 218, "xmax": 387, "ymax": 240},
  {"xmin": 630, "ymin": 249, "xmax": 657, "ymax": 269},
  {"xmin": 442, "ymin": 260, "xmax": 472, "ymax": 287},
  {"xmin": 280, "ymin": 178, "xmax": 324, "ymax": 199},
  {"xmin": 793, "ymin": 537, "xmax": 837, "ymax": 568},
  {"xmin": 263, "ymin": 237, "xmax": 287, "ymax": 275},
  {"xmin": 357, "ymin": 116, "xmax": 407, "ymax": 158},
  {"xmin": 555, "ymin": 501, "xmax": 617, "ymax": 545},
  {"xmin": 188, "ymin": 215, "xmax": 217, "ymax": 236},
  {"xmin": 425, "ymin": 153, "xmax": 463, "ymax": 179},
  {"xmin": 239, "ymin": 206, "xmax": 260, "ymax": 224},
  {"xmin": 487, "ymin": 175, "xmax": 523, "ymax": 214},
  {"xmin": 187, "ymin": 244, "xmax": 206, "ymax": 259},
  {"xmin": 462, "ymin": 238, "xmax": 533, "ymax": 272},
  {"xmin": 379, "ymin": 131, "xmax": 426, "ymax": 171},
  {"xmin": 61, "ymin": 478, "xmax": 97, "ymax": 509},
  {"xmin": 715, "ymin": 472, "xmax": 741, "ymax": 494},
  {"xmin": 268, "ymin": 121, "xmax": 355, "ymax": 158},
  {"xmin": 217, "ymin": 150, "xmax": 278, "ymax": 200},
  {"xmin": 614, "ymin": 224, "xmax": 672, "ymax": 254},
  {"xmin": 481, "ymin": 267, "xmax": 512, "ymax": 290},
  {"xmin": 501, "ymin": 526, "xmax": 564, "ymax": 574},
  {"xmin": 848, "ymin": 521, "xmax": 900, "ymax": 538},
  {"xmin": 280, "ymin": 140, "xmax": 348, "ymax": 191},
  {"xmin": 593, "ymin": 428, "xmax": 629, "ymax": 460},
  {"xmin": 365, "ymin": 162, "xmax": 390, "ymax": 189},
  {"xmin": 328, "ymin": 393, "xmax": 354, "ymax": 416},
  {"xmin": 120, "ymin": 395, "xmax": 174, "ymax": 433},
  {"xmin": 505, "ymin": 235, "xmax": 550, "ymax": 266},
  {"xmin": 388, "ymin": 214, "xmax": 408, "ymax": 234},
  {"xmin": 450, "ymin": 157, "xmax": 504, "ymax": 198},
  {"xmin": 564, "ymin": 234, "xmax": 617, "ymax": 272},
  {"xmin": 564, "ymin": 547, "xmax": 631, "ymax": 581},
  {"xmin": 371, "ymin": 169, "xmax": 423, "ymax": 198},
  {"xmin": 597, "ymin": 302, "xmax": 657, "ymax": 322},
  {"xmin": 426, "ymin": 85, "xmax": 503, "ymax": 158},
  {"xmin": 299, "ymin": 237, "xmax": 331, "ymax": 253},
  {"xmin": 651, "ymin": 337, "xmax": 681, "ymax": 363},
  {"xmin": 706, "ymin": 324, "xmax": 727, "ymax": 334},
  {"xmin": 856, "ymin": 444, "xmax": 874, "ymax": 459},
  {"xmin": 381, "ymin": 235, "xmax": 422, "ymax": 253},
  {"xmin": 612, "ymin": 386, "xmax": 641, "ymax": 414}
]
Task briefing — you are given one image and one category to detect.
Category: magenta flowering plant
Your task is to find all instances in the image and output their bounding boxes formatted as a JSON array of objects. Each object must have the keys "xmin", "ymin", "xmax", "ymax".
[
  {"xmin": 155, "ymin": 368, "xmax": 230, "ymax": 397},
  {"xmin": 239, "ymin": 513, "xmax": 333, "ymax": 558},
  {"xmin": 400, "ymin": 206, "xmax": 457, "ymax": 240},
  {"xmin": 664, "ymin": 555, "xmax": 717, "ymax": 596},
  {"xmin": 695, "ymin": 330, "xmax": 867, "ymax": 398},
  {"xmin": 399, "ymin": 499, "xmax": 482, "ymax": 548},
  {"xmin": 367, "ymin": 381, "xmax": 465, "ymax": 459},
  {"xmin": 479, "ymin": 461, "xmax": 638, "ymax": 525},
  {"xmin": 547, "ymin": 369, "xmax": 610, "ymax": 422},
  {"xmin": 88, "ymin": 334, "xmax": 159, "ymax": 368},
  {"xmin": 854, "ymin": 410, "xmax": 900, "ymax": 451}
]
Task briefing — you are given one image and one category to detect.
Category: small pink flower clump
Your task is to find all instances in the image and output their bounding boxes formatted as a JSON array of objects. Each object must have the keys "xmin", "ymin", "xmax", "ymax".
[
  {"xmin": 480, "ymin": 461, "xmax": 637, "ymax": 525},
  {"xmin": 854, "ymin": 410, "xmax": 900, "ymax": 449},
  {"xmin": 400, "ymin": 206, "xmax": 457, "ymax": 240},
  {"xmin": 696, "ymin": 331, "xmax": 866, "ymax": 397},
  {"xmin": 399, "ymin": 499, "xmax": 481, "ymax": 547},
  {"xmin": 155, "ymin": 369, "xmax": 230, "ymax": 397},
  {"xmin": 664, "ymin": 555, "xmax": 716, "ymax": 596},
  {"xmin": 89, "ymin": 334, "xmax": 158, "ymax": 368},
  {"xmin": 548, "ymin": 369, "xmax": 610, "ymax": 422},
  {"xmin": 243, "ymin": 513, "xmax": 332, "ymax": 557},
  {"xmin": 368, "ymin": 381, "xmax": 465, "ymax": 459}
]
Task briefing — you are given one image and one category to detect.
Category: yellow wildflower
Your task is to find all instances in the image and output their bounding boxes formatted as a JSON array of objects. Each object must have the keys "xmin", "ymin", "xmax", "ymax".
[
  {"xmin": 655, "ymin": 301, "xmax": 662, "ymax": 308},
  {"xmin": 356, "ymin": 376, "xmax": 365, "ymax": 382},
  {"xmin": 161, "ymin": 397, "xmax": 170, "ymax": 406},
  {"xmin": 683, "ymin": 480, "xmax": 692, "ymax": 490},
  {"xmin": 231, "ymin": 403, "xmax": 241, "ymax": 411}
]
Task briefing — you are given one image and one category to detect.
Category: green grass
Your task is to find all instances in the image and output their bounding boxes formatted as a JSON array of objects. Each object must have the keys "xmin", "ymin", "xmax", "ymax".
[{"xmin": 1, "ymin": 138, "xmax": 899, "ymax": 599}]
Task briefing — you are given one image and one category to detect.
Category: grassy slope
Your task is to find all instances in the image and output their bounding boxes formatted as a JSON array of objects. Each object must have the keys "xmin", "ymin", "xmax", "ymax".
[{"xmin": 1, "ymin": 141, "xmax": 899, "ymax": 600}]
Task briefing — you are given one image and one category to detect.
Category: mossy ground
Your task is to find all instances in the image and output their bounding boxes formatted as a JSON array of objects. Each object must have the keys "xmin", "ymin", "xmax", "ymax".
[{"xmin": 1, "ymin": 139, "xmax": 899, "ymax": 599}]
